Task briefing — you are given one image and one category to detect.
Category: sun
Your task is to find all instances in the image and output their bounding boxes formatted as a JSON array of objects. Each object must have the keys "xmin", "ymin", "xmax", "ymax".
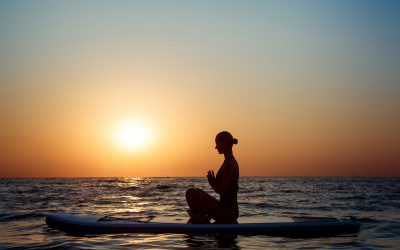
[{"xmin": 113, "ymin": 120, "xmax": 153, "ymax": 151}]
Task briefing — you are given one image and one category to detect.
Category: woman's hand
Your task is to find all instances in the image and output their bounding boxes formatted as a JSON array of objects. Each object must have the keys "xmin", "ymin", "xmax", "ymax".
[{"xmin": 207, "ymin": 170, "xmax": 216, "ymax": 187}]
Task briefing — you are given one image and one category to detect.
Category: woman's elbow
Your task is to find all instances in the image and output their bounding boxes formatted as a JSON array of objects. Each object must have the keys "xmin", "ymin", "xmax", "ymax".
[
  {"xmin": 218, "ymin": 187, "xmax": 228, "ymax": 196},
  {"xmin": 214, "ymin": 186, "xmax": 223, "ymax": 195}
]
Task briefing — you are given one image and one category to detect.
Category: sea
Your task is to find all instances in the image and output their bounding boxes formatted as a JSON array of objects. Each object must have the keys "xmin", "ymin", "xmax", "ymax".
[{"xmin": 0, "ymin": 177, "xmax": 399, "ymax": 249}]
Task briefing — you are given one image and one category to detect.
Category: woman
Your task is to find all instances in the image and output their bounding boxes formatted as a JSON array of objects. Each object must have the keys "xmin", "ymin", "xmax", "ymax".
[{"xmin": 185, "ymin": 131, "xmax": 239, "ymax": 224}]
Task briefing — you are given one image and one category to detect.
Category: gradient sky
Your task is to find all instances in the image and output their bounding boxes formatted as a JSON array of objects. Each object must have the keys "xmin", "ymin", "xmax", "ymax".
[{"xmin": 1, "ymin": 0, "xmax": 399, "ymax": 177}]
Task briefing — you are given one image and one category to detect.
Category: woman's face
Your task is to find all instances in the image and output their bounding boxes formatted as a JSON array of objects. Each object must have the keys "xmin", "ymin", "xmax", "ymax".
[{"xmin": 215, "ymin": 138, "xmax": 228, "ymax": 154}]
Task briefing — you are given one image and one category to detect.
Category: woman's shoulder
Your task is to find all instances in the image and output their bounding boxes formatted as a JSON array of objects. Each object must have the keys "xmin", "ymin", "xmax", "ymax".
[
  {"xmin": 224, "ymin": 158, "xmax": 239, "ymax": 171},
  {"xmin": 228, "ymin": 157, "xmax": 238, "ymax": 165}
]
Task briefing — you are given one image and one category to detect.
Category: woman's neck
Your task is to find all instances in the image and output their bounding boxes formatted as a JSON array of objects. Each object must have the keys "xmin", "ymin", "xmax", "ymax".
[{"xmin": 224, "ymin": 151, "xmax": 234, "ymax": 160}]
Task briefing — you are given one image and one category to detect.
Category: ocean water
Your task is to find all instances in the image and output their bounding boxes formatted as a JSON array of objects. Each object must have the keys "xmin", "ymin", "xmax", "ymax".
[{"xmin": 0, "ymin": 177, "xmax": 399, "ymax": 249}]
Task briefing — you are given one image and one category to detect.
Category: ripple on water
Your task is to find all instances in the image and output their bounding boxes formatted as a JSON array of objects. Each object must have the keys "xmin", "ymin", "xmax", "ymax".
[{"xmin": 0, "ymin": 177, "xmax": 399, "ymax": 249}]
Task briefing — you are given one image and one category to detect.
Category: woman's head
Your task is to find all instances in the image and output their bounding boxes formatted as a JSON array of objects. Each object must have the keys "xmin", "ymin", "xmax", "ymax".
[{"xmin": 215, "ymin": 131, "xmax": 238, "ymax": 154}]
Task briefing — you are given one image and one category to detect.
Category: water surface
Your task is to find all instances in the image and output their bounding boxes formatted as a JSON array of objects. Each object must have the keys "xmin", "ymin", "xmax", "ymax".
[{"xmin": 1, "ymin": 177, "xmax": 399, "ymax": 249}]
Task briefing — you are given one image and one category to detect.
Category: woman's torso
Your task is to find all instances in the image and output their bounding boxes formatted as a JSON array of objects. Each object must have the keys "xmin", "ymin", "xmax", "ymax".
[{"xmin": 216, "ymin": 158, "xmax": 239, "ymax": 218}]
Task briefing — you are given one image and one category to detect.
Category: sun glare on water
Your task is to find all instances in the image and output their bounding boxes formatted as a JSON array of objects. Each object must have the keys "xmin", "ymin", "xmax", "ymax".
[{"xmin": 113, "ymin": 120, "xmax": 153, "ymax": 152}]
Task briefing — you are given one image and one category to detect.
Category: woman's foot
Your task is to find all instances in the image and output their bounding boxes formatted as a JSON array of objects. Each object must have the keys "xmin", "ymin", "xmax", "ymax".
[{"xmin": 187, "ymin": 209, "xmax": 211, "ymax": 224}]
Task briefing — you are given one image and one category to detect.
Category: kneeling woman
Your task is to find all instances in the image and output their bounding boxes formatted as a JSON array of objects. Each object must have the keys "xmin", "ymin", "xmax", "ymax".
[{"xmin": 186, "ymin": 131, "xmax": 239, "ymax": 224}]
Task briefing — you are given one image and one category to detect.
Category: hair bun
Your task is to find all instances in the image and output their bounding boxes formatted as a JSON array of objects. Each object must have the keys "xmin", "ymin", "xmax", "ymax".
[{"xmin": 233, "ymin": 138, "xmax": 238, "ymax": 144}]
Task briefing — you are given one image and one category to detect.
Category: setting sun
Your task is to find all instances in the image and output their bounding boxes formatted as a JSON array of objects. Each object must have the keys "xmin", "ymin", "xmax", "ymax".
[{"xmin": 113, "ymin": 120, "xmax": 153, "ymax": 152}]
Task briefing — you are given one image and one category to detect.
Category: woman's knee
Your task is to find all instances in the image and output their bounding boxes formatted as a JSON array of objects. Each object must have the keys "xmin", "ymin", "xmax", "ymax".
[{"xmin": 185, "ymin": 188, "xmax": 197, "ymax": 200}]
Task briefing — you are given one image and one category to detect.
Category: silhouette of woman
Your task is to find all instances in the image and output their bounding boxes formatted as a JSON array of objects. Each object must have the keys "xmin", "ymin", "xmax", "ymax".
[{"xmin": 186, "ymin": 131, "xmax": 239, "ymax": 224}]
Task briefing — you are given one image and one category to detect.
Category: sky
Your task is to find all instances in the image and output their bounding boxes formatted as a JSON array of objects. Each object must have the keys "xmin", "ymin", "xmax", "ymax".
[{"xmin": 1, "ymin": 0, "xmax": 399, "ymax": 177}]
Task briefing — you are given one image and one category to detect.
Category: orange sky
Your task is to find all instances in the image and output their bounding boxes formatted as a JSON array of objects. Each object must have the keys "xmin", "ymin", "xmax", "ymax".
[{"xmin": 1, "ymin": 1, "xmax": 399, "ymax": 177}]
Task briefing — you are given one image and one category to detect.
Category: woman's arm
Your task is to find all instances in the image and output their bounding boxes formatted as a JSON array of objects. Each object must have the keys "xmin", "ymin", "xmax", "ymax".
[
  {"xmin": 207, "ymin": 170, "xmax": 217, "ymax": 191},
  {"xmin": 215, "ymin": 165, "xmax": 233, "ymax": 195},
  {"xmin": 207, "ymin": 164, "xmax": 234, "ymax": 195}
]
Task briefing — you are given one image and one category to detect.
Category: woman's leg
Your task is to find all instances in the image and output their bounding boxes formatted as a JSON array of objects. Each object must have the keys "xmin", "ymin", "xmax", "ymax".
[
  {"xmin": 185, "ymin": 188, "xmax": 237, "ymax": 223},
  {"xmin": 186, "ymin": 188, "xmax": 219, "ymax": 214}
]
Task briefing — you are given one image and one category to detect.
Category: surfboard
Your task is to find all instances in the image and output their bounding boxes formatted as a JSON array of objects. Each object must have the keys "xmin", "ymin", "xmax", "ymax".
[{"xmin": 45, "ymin": 213, "xmax": 360, "ymax": 237}]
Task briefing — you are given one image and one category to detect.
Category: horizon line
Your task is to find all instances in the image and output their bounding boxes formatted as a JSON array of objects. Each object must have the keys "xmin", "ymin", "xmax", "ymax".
[{"xmin": 1, "ymin": 175, "xmax": 399, "ymax": 179}]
